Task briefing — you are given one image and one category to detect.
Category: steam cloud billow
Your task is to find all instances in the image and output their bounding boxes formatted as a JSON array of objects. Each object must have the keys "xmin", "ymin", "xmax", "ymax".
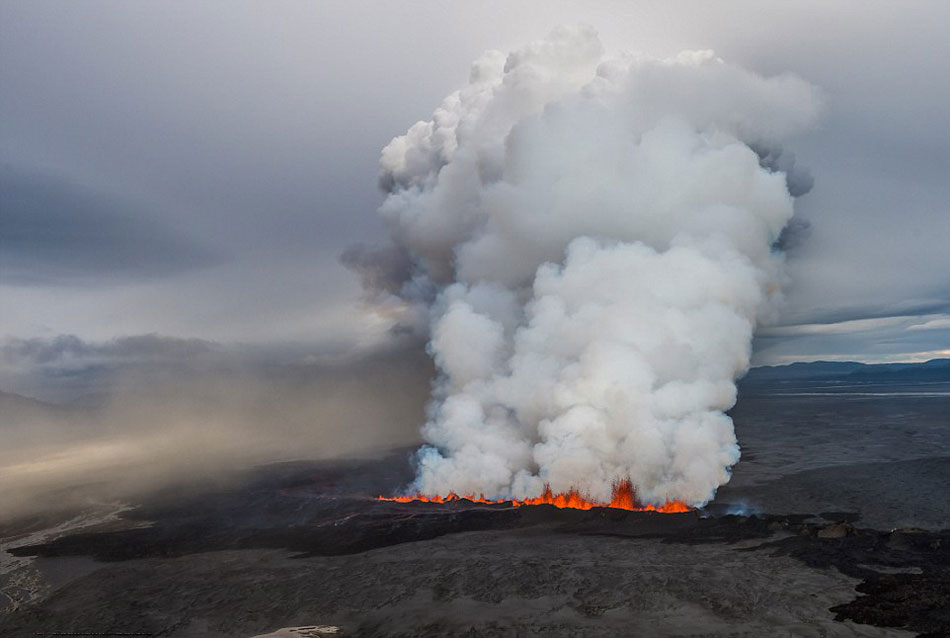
[{"xmin": 367, "ymin": 27, "xmax": 820, "ymax": 506}]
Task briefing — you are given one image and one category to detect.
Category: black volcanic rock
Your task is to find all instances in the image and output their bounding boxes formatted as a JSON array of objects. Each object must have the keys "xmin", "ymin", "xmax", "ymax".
[{"xmin": 5, "ymin": 453, "xmax": 950, "ymax": 637}]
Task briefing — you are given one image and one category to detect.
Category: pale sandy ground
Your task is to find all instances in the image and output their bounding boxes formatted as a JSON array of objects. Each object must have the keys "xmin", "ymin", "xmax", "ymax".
[{"xmin": 250, "ymin": 625, "xmax": 341, "ymax": 637}]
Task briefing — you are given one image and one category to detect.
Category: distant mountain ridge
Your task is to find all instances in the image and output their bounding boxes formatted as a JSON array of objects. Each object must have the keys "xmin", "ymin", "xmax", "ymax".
[{"xmin": 743, "ymin": 358, "xmax": 950, "ymax": 385}]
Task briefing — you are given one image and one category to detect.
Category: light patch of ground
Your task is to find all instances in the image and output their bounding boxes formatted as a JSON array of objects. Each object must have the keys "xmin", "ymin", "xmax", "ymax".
[
  {"xmin": 250, "ymin": 626, "xmax": 341, "ymax": 637},
  {"xmin": 0, "ymin": 503, "xmax": 132, "ymax": 611}
]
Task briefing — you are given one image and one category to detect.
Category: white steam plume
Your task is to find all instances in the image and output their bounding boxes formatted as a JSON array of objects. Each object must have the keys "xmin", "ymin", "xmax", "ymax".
[{"xmin": 370, "ymin": 26, "xmax": 821, "ymax": 506}]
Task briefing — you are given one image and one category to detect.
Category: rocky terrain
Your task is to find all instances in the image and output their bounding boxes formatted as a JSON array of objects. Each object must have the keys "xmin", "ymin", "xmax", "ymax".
[{"xmin": 2, "ymin": 378, "xmax": 948, "ymax": 637}]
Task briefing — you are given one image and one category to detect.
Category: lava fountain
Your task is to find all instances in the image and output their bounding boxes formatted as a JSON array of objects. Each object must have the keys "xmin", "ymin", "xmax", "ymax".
[{"xmin": 380, "ymin": 479, "xmax": 691, "ymax": 513}]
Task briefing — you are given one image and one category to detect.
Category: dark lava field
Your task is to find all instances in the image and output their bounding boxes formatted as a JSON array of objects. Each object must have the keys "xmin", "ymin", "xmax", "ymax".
[{"xmin": 2, "ymin": 380, "xmax": 949, "ymax": 637}]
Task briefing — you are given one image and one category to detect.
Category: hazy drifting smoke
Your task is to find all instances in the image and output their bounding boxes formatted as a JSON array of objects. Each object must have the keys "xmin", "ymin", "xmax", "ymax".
[{"xmin": 367, "ymin": 26, "xmax": 820, "ymax": 506}]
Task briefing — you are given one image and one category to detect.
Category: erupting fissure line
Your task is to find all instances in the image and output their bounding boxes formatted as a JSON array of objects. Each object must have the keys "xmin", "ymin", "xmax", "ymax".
[{"xmin": 378, "ymin": 479, "xmax": 691, "ymax": 513}]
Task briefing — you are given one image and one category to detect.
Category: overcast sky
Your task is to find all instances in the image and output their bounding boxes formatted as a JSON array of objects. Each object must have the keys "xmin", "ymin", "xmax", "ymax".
[{"xmin": 2, "ymin": 0, "xmax": 949, "ymax": 399}]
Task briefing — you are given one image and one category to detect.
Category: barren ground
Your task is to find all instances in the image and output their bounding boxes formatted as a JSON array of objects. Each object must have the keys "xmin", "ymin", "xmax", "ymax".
[{"xmin": 1, "ymin": 387, "xmax": 948, "ymax": 637}]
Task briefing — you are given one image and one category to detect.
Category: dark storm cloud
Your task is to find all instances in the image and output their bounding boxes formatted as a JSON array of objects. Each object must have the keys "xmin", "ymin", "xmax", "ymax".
[
  {"xmin": 1, "ymin": 333, "xmax": 219, "ymax": 367},
  {"xmin": 772, "ymin": 218, "xmax": 811, "ymax": 254},
  {"xmin": 339, "ymin": 242, "xmax": 412, "ymax": 297},
  {"xmin": 0, "ymin": 165, "xmax": 220, "ymax": 285},
  {"xmin": 752, "ymin": 144, "xmax": 814, "ymax": 198},
  {"xmin": 778, "ymin": 293, "xmax": 950, "ymax": 328},
  {"xmin": 754, "ymin": 144, "xmax": 814, "ymax": 255},
  {"xmin": 0, "ymin": 331, "xmax": 429, "ymax": 381},
  {"xmin": 0, "ymin": 331, "xmax": 431, "ymax": 403},
  {"xmin": 0, "ymin": 333, "xmax": 225, "ymax": 401}
]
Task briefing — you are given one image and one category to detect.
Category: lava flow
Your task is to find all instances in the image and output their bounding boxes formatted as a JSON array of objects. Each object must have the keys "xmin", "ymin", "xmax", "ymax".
[{"xmin": 378, "ymin": 479, "xmax": 691, "ymax": 513}]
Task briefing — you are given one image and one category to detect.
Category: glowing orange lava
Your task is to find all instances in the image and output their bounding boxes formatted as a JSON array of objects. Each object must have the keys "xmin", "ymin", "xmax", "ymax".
[{"xmin": 378, "ymin": 479, "xmax": 691, "ymax": 513}]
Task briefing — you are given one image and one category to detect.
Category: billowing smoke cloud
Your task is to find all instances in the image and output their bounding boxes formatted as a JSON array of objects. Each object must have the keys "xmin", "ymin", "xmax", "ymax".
[{"xmin": 363, "ymin": 27, "xmax": 821, "ymax": 506}]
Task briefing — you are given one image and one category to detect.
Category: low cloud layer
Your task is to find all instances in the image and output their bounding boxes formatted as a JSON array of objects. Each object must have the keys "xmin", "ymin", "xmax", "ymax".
[{"xmin": 753, "ymin": 312, "xmax": 950, "ymax": 364}]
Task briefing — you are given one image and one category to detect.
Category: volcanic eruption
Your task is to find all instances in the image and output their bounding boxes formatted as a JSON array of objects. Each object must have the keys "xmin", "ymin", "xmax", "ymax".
[
  {"xmin": 379, "ymin": 478, "xmax": 691, "ymax": 512},
  {"xmin": 353, "ymin": 26, "xmax": 820, "ymax": 511}
]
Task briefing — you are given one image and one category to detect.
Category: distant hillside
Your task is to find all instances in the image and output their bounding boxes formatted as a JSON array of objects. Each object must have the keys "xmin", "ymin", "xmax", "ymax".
[{"xmin": 742, "ymin": 358, "xmax": 950, "ymax": 387}]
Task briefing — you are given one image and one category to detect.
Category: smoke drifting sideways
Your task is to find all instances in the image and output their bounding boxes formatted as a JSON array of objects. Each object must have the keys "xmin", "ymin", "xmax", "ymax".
[
  {"xmin": 352, "ymin": 27, "xmax": 821, "ymax": 507},
  {"xmin": 0, "ymin": 343, "xmax": 432, "ymax": 523}
]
